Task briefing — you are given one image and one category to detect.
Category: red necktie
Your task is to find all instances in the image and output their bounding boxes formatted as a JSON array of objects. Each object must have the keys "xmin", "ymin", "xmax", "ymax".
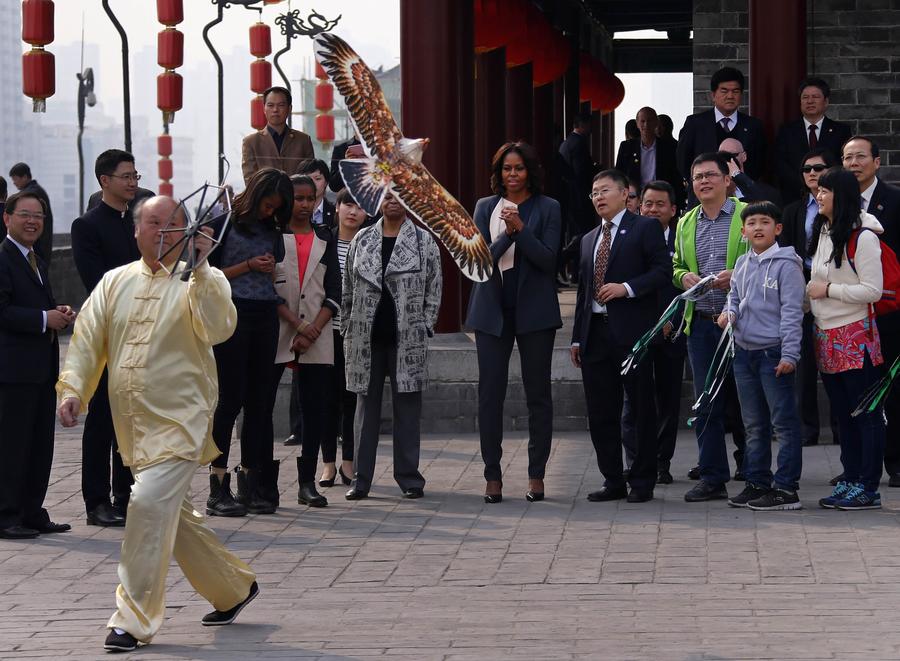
[
  {"xmin": 808, "ymin": 124, "xmax": 818, "ymax": 148},
  {"xmin": 593, "ymin": 222, "xmax": 612, "ymax": 304}
]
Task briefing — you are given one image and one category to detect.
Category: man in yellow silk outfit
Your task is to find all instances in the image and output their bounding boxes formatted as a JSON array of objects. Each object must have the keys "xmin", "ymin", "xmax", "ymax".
[{"xmin": 57, "ymin": 196, "xmax": 258, "ymax": 653}]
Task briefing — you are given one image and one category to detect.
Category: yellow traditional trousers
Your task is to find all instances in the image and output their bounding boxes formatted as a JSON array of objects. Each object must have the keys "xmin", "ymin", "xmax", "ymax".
[{"xmin": 107, "ymin": 458, "xmax": 256, "ymax": 642}]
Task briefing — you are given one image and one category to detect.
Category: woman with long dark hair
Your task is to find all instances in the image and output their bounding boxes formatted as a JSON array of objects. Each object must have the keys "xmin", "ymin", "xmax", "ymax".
[
  {"xmin": 807, "ymin": 168, "xmax": 887, "ymax": 510},
  {"xmin": 206, "ymin": 167, "xmax": 293, "ymax": 517},
  {"xmin": 465, "ymin": 141, "xmax": 562, "ymax": 503}
]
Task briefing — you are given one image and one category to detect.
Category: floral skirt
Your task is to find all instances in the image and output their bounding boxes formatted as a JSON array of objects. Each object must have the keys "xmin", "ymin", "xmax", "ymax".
[{"xmin": 814, "ymin": 317, "xmax": 884, "ymax": 375}]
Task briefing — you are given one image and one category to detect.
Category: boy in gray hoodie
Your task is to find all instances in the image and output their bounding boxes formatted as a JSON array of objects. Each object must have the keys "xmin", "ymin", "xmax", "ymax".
[{"xmin": 717, "ymin": 201, "xmax": 806, "ymax": 510}]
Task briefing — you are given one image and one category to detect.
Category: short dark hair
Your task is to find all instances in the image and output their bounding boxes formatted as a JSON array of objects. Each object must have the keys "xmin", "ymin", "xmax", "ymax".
[
  {"xmin": 297, "ymin": 158, "xmax": 330, "ymax": 180},
  {"xmin": 710, "ymin": 66, "xmax": 745, "ymax": 92},
  {"xmin": 800, "ymin": 147, "xmax": 837, "ymax": 170},
  {"xmin": 592, "ymin": 169, "xmax": 630, "ymax": 190},
  {"xmin": 9, "ymin": 162, "xmax": 31, "ymax": 179},
  {"xmin": 263, "ymin": 86, "xmax": 292, "ymax": 106},
  {"xmin": 335, "ymin": 187, "xmax": 357, "ymax": 207},
  {"xmin": 0, "ymin": 176, "xmax": 6, "ymax": 201},
  {"xmin": 842, "ymin": 135, "xmax": 879, "ymax": 159},
  {"xmin": 572, "ymin": 113, "xmax": 591, "ymax": 129},
  {"xmin": 3, "ymin": 190, "xmax": 46, "ymax": 215},
  {"xmin": 641, "ymin": 180, "xmax": 677, "ymax": 206},
  {"xmin": 490, "ymin": 141, "xmax": 544, "ymax": 196},
  {"xmin": 289, "ymin": 174, "xmax": 316, "ymax": 192},
  {"xmin": 95, "ymin": 149, "xmax": 136, "ymax": 186},
  {"xmin": 624, "ymin": 119, "xmax": 639, "ymax": 140},
  {"xmin": 741, "ymin": 200, "xmax": 782, "ymax": 223},
  {"xmin": 691, "ymin": 152, "xmax": 730, "ymax": 176},
  {"xmin": 798, "ymin": 77, "xmax": 830, "ymax": 98}
]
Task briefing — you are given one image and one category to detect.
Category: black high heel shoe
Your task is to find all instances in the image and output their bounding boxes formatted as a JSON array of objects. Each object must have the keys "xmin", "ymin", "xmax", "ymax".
[
  {"xmin": 318, "ymin": 469, "xmax": 337, "ymax": 488},
  {"xmin": 339, "ymin": 466, "xmax": 352, "ymax": 486},
  {"xmin": 484, "ymin": 480, "xmax": 503, "ymax": 504},
  {"xmin": 526, "ymin": 479, "xmax": 544, "ymax": 502}
]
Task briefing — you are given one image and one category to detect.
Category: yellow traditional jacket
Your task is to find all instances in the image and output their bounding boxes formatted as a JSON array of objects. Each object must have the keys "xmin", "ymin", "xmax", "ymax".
[{"xmin": 57, "ymin": 259, "xmax": 237, "ymax": 468}]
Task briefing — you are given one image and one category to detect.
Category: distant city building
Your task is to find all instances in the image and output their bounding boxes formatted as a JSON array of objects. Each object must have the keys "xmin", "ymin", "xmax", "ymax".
[{"xmin": 0, "ymin": 5, "xmax": 27, "ymax": 170}]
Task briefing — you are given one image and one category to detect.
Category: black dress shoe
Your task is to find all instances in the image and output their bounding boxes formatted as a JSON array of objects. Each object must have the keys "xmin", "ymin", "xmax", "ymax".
[
  {"xmin": 684, "ymin": 480, "xmax": 728, "ymax": 502},
  {"xmin": 627, "ymin": 490, "xmax": 653, "ymax": 503},
  {"xmin": 297, "ymin": 482, "xmax": 328, "ymax": 507},
  {"xmin": 103, "ymin": 629, "xmax": 138, "ymax": 652},
  {"xmin": 657, "ymin": 469, "xmax": 674, "ymax": 485},
  {"xmin": 201, "ymin": 581, "xmax": 259, "ymax": 626},
  {"xmin": 0, "ymin": 525, "xmax": 39, "ymax": 539},
  {"xmin": 733, "ymin": 470, "xmax": 746, "ymax": 482},
  {"xmin": 829, "ymin": 473, "xmax": 845, "ymax": 487},
  {"xmin": 345, "ymin": 488, "xmax": 369, "ymax": 500},
  {"xmin": 889, "ymin": 474, "xmax": 900, "ymax": 488},
  {"xmin": 402, "ymin": 487, "xmax": 424, "ymax": 499},
  {"xmin": 283, "ymin": 434, "xmax": 300, "ymax": 446},
  {"xmin": 29, "ymin": 521, "xmax": 71, "ymax": 534},
  {"xmin": 687, "ymin": 466, "xmax": 701, "ymax": 480},
  {"xmin": 87, "ymin": 502, "xmax": 126, "ymax": 527},
  {"xmin": 587, "ymin": 486, "xmax": 627, "ymax": 502}
]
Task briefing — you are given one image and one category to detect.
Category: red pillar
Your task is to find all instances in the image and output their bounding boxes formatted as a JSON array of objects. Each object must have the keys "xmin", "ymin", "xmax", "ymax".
[
  {"xmin": 590, "ymin": 110, "xmax": 603, "ymax": 167},
  {"xmin": 400, "ymin": 0, "xmax": 474, "ymax": 332},
  {"xmin": 506, "ymin": 62, "xmax": 533, "ymax": 143},
  {"xmin": 601, "ymin": 111, "xmax": 615, "ymax": 171},
  {"xmin": 749, "ymin": 0, "xmax": 806, "ymax": 149},
  {"xmin": 475, "ymin": 48, "xmax": 507, "ymax": 201}
]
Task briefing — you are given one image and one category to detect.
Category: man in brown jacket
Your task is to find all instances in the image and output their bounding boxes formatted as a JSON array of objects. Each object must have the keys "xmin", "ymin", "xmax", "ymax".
[{"xmin": 241, "ymin": 86, "xmax": 314, "ymax": 184}]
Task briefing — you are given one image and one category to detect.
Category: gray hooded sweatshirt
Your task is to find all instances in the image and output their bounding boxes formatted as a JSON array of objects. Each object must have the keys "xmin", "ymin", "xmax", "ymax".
[{"xmin": 724, "ymin": 243, "xmax": 805, "ymax": 365}]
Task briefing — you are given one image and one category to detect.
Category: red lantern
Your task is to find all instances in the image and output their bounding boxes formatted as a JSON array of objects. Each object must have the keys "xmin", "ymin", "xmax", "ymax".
[
  {"xmin": 249, "ymin": 23, "xmax": 272, "ymax": 58},
  {"xmin": 159, "ymin": 182, "xmax": 174, "ymax": 197},
  {"xmin": 157, "ymin": 28, "xmax": 184, "ymax": 70},
  {"xmin": 157, "ymin": 71, "xmax": 183, "ymax": 123},
  {"xmin": 157, "ymin": 0, "xmax": 183, "ymax": 27},
  {"xmin": 250, "ymin": 96, "xmax": 266, "ymax": 130},
  {"xmin": 22, "ymin": 0, "xmax": 54, "ymax": 46},
  {"xmin": 250, "ymin": 59, "xmax": 272, "ymax": 94},
  {"xmin": 315, "ymin": 82, "xmax": 333, "ymax": 112},
  {"xmin": 158, "ymin": 158, "xmax": 173, "ymax": 181},
  {"xmin": 599, "ymin": 75, "xmax": 626, "ymax": 113},
  {"xmin": 531, "ymin": 23, "xmax": 569, "ymax": 87},
  {"xmin": 157, "ymin": 134, "xmax": 172, "ymax": 157},
  {"xmin": 315, "ymin": 61, "xmax": 328, "ymax": 80},
  {"xmin": 316, "ymin": 114, "xmax": 335, "ymax": 143},
  {"xmin": 22, "ymin": 49, "xmax": 54, "ymax": 112},
  {"xmin": 505, "ymin": 1, "xmax": 541, "ymax": 68}
]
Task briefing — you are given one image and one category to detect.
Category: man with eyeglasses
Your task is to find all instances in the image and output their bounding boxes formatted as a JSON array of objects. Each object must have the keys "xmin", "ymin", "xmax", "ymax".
[
  {"xmin": 672, "ymin": 152, "xmax": 749, "ymax": 502},
  {"xmin": 241, "ymin": 86, "xmax": 314, "ymax": 185},
  {"xmin": 774, "ymin": 77, "xmax": 851, "ymax": 205},
  {"xmin": 70, "ymin": 149, "xmax": 147, "ymax": 527},
  {"xmin": 719, "ymin": 138, "xmax": 781, "ymax": 206},
  {"xmin": 842, "ymin": 136, "xmax": 900, "ymax": 487},
  {"xmin": 0, "ymin": 190, "xmax": 75, "ymax": 539}
]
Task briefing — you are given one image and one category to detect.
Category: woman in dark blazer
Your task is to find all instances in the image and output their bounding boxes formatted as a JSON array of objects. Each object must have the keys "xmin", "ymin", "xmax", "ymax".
[{"xmin": 465, "ymin": 142, "xmax": 562, "ymax": 503}]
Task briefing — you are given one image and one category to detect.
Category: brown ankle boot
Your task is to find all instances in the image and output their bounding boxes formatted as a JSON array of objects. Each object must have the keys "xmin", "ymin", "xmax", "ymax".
[
  {"xmin": 484, "ymin": 480, "xmax": 503, "ymax": 504},
  {"xmin": 526, "ymin": 478, "xmax": 544, "ymax": 502}
]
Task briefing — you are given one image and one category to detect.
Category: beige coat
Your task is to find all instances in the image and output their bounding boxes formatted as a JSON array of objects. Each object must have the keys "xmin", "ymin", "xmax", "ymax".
[{"xmin": 241, "ymin": 127, "xmax": 314, "ymax": 183}]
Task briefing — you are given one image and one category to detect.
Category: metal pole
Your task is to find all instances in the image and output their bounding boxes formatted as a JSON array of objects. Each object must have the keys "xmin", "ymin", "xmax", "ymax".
[
  {"xmin": 202, "ymin": 1, "xmax": 226, "ymax": 183},
  {"xmin": 101, "ymin": 0, "xmax": 131, "ymax": 153}
]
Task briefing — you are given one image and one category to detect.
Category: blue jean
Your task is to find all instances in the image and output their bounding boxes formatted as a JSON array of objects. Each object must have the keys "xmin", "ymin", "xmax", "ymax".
[
  {"xmin": 821, "ymin": 352, "xmax": 886, "ymax": 492},
  {"xmin": 687, "ymin": 318, "xmax": 731, "ymax": 485},
  {"xmin": 733, "ymin": 346, "xmax": 803, "ymax": 491}
]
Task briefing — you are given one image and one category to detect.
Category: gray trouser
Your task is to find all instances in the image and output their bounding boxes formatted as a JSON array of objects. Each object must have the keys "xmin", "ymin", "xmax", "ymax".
[{"xmin": 352, "ymin": 343, "xmax": 425, "ymax": 493}]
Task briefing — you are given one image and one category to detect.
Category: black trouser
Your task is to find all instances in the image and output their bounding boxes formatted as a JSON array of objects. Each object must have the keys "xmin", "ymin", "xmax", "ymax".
[
  {"xmin": 81, "ymin": 370, "xmax": 133, "ymax": 511},
  {"xmin": 581, "ymin": 315, "xmax": 658, "ymax": 493},
  {"xmin": 622, "ymin": 339, "xmax": 686, "ymax": 472},
  {"xmin": 322, "ymin": 329, "xmax": 355, "ymax": 463},
  {"xmin": 475, "ymin": 309, "xmax": 555, "ymax": 482},
  {"xmin": 879, "ymin": 315, "xmax": 900, "ymax": 475},
  {"xmin": 268, "ymin": 362, "xmax": 333, "ymax": 482},
  {"xmin": 0, "ymin": 381, "xmax": 55, "ymax": 529},
  {"xmin": 211, "ymin": 299, "xmax": 279, "ymax": 470},
  {"xmin": 288, "ymin": 369, "xmax": 304, "ymax": 441}
]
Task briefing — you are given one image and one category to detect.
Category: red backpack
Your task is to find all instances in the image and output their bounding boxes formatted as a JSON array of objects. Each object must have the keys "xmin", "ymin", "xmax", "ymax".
[{"xmin": 846, "ymin": 227, "xmax": 900, "ymax": 317}]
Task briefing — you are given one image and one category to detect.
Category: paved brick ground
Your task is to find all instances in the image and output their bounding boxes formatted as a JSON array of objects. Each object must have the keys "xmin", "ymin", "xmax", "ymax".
[{"xmin": 4, "ymin": 427, "xmax": 900, "ymax": 660}]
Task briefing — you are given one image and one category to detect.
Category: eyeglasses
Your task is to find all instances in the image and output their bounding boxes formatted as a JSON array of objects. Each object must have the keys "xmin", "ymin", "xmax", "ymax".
[
  {"xmin": 801, "ymin": 164, "xmax": 828, "ymax": 173},
  {"xmin": 13, "ymin": 210, "xmax": 45, "ymax": 221},
  {"xmin": 589, "ymin": 188, "xmax": 621, "ymax": 200},
  {"xmin": 691, "ymin": 171, "xmax": 724, "ymax": 182},
  {"xmin": 627, "ymin": 193, "xmax": 638, "ymax": 199},
  {"xmin": 109, "ymin": 173, "xmax": 141, "ymax": 182}
]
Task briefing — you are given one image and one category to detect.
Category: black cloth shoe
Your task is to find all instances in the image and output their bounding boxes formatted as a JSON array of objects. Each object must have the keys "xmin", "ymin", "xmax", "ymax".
[
  {"xmin": 28, "ymin": 521, "xmax": 71, "ymax": 534},
  {"xmin": 206, "ymin": 473, "xmax": 247, "ymax": 517},
  {"xmin": 829, "ymin": 473, "xmax": 845, "ymax": 487},
  {"xmin": 748, "ymin": 489, "xmax": 802, "ymax": 511},
  {"xmin": 626, "ymin": 489, "xmax": 653, "ymax": 503},
  {"xmin": 201, "ymin": 581, "xmax": 259, "ymax": 626},
  {"xmin": 657, "ymin": 469, "xmax": 674, "ymax": 485},
  {"xmin": 687, "ymin": 466, "xmax": 701, "ymax": 480},
  {"xmin": 297, "ymin": 482, "xmax": 328, "ymax": 507},
  {"xmin": 86, "ymin": 502, "xmax": 126, "ymax": 527},
  {"xmin": 684, "ymin": 480, "xmax": 729, "ymax": 502},
  {"xmin": 728, "ymin": 484, "xmax": 771, "ymax": 508},
  {"xmin": 587, "ymin": 486, "xmax": 627, "ymax": 502},
  {"xmin": 0, "ymin": 525, "xmax": 39, "ymax": 539},
  {"xmin": 402, "ymin": 487, "xmax": 424, "ymax": 499},
  {"xmin": 345, "ymin": 488, "xmax": 369, "ymax": 500},
  {"xmin": 104, "ymin": 629, "xmax": 138, "ymax": 652},
  {"xmin": 889, "ymin": 474, "xmax": 900, "ymax": 488}
]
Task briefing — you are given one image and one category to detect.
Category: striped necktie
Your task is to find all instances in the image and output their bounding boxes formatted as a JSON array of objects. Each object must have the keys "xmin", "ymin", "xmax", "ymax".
[{"xmin": 27, "ymin": 250, "xmax": 40, "ymax": 278}]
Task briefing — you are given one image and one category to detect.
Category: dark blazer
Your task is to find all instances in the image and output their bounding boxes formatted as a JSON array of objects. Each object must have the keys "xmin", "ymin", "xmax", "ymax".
[
  {"xmin": 676, "ymin": 109, "xmax": 767, "ymax": 181},
  {"xmin": 779, "ymin": 196, "xmax": 815, "ymax": 267},
  {"xmin": 329, "ymin": 137, "xmax": 360, "ymax": 192},
  {"xmin": 465, "ymin": 194, "xmax": 563, "ymax": 337},
  {"xmin": 614, "ymin": 137, "xmax": 685, "ymax": 208},
  {"xmin": 22, "ymin": 180, "xmax": 53, "ymax": 264},
  {"xmin": 774, "ymin": 116, "xmax": 852, "ymax": 204},
  {"xmin": 316, "ymin": 199, "xmax": 336, "ymax": 229},
  {"xmin": 867, "ymin": 178, "xmax": 900, "ymax": 255},
  {"xmin": 732, "ymin": 172, "xmax": 782, "ymax": 206},
  {"xmin": 572, "ymin": 210, "xmax": 671, "ymax": 353},
  {"xmin": 0, "ymin": 239, "xmax": 58, "ymax": 384},
  {"xmin": 71, "ymin": 201, "xmax": 141, "ymax": 293}
]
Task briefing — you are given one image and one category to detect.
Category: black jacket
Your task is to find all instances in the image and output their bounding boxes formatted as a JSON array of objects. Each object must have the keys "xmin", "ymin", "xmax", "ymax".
[
  {"xmin": 867, "ymin": 178, "xmax": 900, "ymax": 255},
  {"xmin": 774, "ymin": 116, "xmax": 851, "ymax": 204},
  {"xmin": 676, "ymin": 109, "xmax": 767, "ymax": 181},
  {"xmin": 71, "ymin": 200, "xmax": 141, "ymax": 293},
  {"xmin": 614, "ymin": 137, "xmax": 685, "ymax": 209}
]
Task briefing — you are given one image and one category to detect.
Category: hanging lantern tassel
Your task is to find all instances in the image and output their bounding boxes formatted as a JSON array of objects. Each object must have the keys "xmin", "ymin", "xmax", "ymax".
[
  {"xmin": 852, "ymin": 354, "xmax": 900, "ymax": 418},
  {"xmin": 687, "ymin": 323, "xmax": 736, "ymax": 428}
]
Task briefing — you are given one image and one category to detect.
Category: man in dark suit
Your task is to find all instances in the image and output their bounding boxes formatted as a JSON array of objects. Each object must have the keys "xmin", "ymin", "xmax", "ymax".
[
  {"xmin": 8, "ymin": 162, "xmax": 53, "ymax": 264},
  {"xmin": 241, "ymin": 86, "xmax": 314, "ymax": 184},
  {"xmin": 720, "ymin": 139, "xmax": 782, "ymax": 206},
  {"xmin": 676, "ymin": 67, "xmax": 767, "ymax": 183},
  {"xmin": 328, "ymin": 136, "xmax": 363, "ymax": 192},
  {"xmin": 71, "ymin": 149, "xmax": 143, "ymax": 527},
  {"xmin": 558, "ymin": 114, "xmax": 597, "ymax": 237},
  {"xmin": 842, "ymin": 136, "xmax": 900, "ymax": 486},
  {"xmin": 0, "ymin": 176, "xmax": 6, "ymax": 241},
  {"xmin": 0, "ymin": 191, "xmax": 74, "ymax": 538},
  {"xmin": 571, "ymin": 169, "xmax": 672, "ymax": 503},
  {"xmin": 775, "ymin": 77, "xmax": 852, "ymax": 205},
  {"xmin": 615, "ymin": 107, "xmax": 685, "ymax": 210}
]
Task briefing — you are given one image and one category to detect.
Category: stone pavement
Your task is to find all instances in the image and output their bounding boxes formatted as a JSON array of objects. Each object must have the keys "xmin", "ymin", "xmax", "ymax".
[{"xmin": 4, "ymin": 427, "xmax": 900, "ymax": 661}]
